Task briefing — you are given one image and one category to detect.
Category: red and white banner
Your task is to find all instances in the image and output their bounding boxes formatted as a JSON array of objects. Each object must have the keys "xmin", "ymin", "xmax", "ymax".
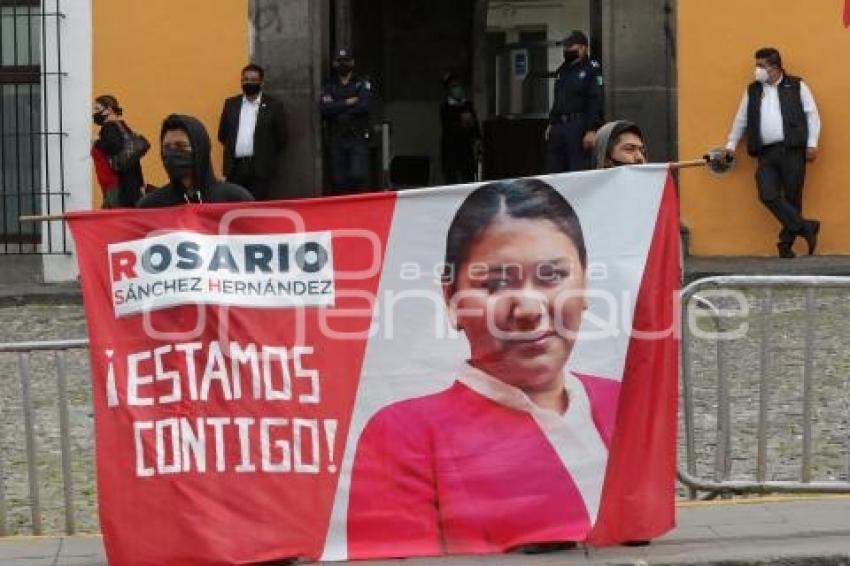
[{"xmin": 68, "ymin": 167, "xmax": 679, "ymax": 565}]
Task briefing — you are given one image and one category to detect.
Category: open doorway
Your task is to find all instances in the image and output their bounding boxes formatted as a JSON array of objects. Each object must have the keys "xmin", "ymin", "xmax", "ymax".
[
  {"xmin": 341, "ymin": 0, "xmax": 675, "ymax": 186},
  {"xmin": 349, "ymin": 0, "xmax": 477, "ymax": 188}
]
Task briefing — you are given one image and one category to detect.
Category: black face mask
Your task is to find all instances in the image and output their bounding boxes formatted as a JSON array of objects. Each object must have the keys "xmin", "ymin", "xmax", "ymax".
[
  {"xmin": 242, "ymin": 82, "xmax": 262, "ymax": 97},
  {"xmin": 93, "ymin": 111, "xmax": 107, "ymax": 126},
  {"xmin": 336, "ymin": 63, "xmax": 353, "ymax": 76},
  {"xmin": 563, "ymin": 49, "xmax": 580, "ymax": 64},
  {"xmin": 449, "ymin": 85, "xmax": 465, "ymax": 100},
  {"xmin": 162, "ymin": 148, "xmax": 195, "ymax": 182}
]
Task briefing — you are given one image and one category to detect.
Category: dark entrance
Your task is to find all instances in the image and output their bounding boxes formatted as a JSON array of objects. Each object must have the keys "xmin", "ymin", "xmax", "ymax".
[{"xmin": 318, "ymin": 0, "xmax": 677, "ymax": 189}]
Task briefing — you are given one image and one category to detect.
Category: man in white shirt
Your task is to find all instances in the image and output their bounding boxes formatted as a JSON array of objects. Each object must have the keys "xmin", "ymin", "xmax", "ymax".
[
  {"xmin": 218, "ymin": 64, "xmax": 287, "ymax": 201},
  {"xmin": 723, "ymin": 47, "xmax": 821, "ymax": 258}
]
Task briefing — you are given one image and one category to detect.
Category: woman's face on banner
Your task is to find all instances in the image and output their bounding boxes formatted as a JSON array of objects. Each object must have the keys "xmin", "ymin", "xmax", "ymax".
[{"xmin": 448, "ymin": 215, "xmax": 587, "ymax": 392}]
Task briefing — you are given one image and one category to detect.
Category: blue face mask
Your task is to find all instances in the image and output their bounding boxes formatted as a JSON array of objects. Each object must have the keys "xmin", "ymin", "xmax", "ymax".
[{"xmin": 450, "ymin": 85, "xmax": 465, "ymax": 100}]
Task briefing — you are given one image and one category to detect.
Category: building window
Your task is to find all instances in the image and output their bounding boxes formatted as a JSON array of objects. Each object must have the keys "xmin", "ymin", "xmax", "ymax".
[{"xmin": 1, "ymin": 0, "xmax": 66, "ymax": 254}]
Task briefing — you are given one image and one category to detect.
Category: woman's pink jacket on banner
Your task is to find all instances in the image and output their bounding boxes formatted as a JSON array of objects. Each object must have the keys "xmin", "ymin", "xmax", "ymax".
[{"xmin": 347, "ymin": 365, "xmax": 621, "ymax": 559}]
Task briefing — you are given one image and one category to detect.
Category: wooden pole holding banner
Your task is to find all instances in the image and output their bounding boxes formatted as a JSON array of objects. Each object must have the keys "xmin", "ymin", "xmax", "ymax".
[
  {"xmin": 17, "ymin": 157, "xmax": 718, "ymax": 226},
  {"xmin": 670, "ymin": 158, "xmax": 709, "ymax": 169},
  {"xmin": 18, "ymin": 214, "xmax": 66, "ymax": 223}
]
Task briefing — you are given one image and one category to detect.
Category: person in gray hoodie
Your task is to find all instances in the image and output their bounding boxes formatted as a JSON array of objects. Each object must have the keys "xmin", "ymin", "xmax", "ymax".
[
  {"xmin": 138, "ymin": 114, "xmax": 254, "ymax": 207},
  {"xmin": 593, "ymin": 120, "xmax": 647, "ymax": 169},
  {"xmin": 592, "ymin": 119, "xmax": 652, "ymax": 550}
]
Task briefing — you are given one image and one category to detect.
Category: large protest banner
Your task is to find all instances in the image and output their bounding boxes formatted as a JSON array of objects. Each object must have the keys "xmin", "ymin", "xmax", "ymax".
[{"xmin": 68, "ymin": 166, "xmax": 679, "ymax": 565}]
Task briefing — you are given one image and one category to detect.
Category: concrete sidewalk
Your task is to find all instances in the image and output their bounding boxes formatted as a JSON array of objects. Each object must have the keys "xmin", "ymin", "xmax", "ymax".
[
  {"xmin": 685, "ymin": 254, "xmax": 850, "ymax": 282},
  {"xmin": 2, "ymin": 497, "xmax": 849, "ymax": 565}
]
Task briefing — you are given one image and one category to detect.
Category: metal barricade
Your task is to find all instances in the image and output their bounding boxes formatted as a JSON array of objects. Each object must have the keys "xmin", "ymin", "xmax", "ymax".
[
  {"xmin": 680, "ymin": 275, "xmax": 850, "ymax": 496},
  {"xmin": 0, "ymin": 338, "xmax": 88, "ymax": 536},
  {"xmin": 5, "ymin": 276, "xmax": 850, "ymax": 535}
]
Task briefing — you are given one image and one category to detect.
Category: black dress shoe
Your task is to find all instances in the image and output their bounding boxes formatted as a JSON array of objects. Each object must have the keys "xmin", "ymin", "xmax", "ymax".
[
  {"xmin": 777, "ymin": 243, "xmax": 795, "ymax": 258},
  {"xmin": 801, "ymin": 220, "xmax": 820, "ymax": 255}
]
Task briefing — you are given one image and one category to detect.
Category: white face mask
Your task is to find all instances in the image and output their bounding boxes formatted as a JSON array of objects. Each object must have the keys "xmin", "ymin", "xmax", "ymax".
[{"xmin": 754, "ymin": 67, "xmax": 770, "ymax": 83}]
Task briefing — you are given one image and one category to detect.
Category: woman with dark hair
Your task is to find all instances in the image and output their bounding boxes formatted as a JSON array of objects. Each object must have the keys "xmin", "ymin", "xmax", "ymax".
[
  {"xmin": 92, "ymin": 94, "xmax": 144, "ymax": 207},
  {"xmin": 347, "ymin": 178, "xmax": 620, "ymax": 559}
]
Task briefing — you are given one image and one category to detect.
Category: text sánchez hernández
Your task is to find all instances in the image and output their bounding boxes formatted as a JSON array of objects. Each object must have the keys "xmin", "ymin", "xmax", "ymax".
[{"xmin": 107, "ymin": 232, "xmax": 337, "ymax": 315}]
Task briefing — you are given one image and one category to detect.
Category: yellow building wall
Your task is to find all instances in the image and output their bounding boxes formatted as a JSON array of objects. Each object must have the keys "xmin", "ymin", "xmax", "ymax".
[
  {"xmin": 92, "ymin": 0, "xmax": 250, "ymax": 206},
  {"xmin": 679, "ymin": 0, "xmax": 850, "ymax": 256}
]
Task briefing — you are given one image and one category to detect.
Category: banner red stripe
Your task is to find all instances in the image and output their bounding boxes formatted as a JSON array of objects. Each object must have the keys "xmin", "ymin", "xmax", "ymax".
[
  {"xmin": 69, "ymin": 193, "xmax": 399, "ymax": 564},
  {"xmin": 589, "ymin": 170, "xmax": 680, "ymax": 545}
]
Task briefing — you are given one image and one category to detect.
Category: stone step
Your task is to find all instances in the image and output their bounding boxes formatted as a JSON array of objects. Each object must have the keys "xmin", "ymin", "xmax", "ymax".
[{"xmin": 0, "ymin": 254, "xmax": 42, "ymax": 284}]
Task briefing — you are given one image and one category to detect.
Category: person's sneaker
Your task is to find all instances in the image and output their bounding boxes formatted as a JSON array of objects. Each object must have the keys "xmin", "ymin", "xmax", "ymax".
[
  {"xmin": 777, "ymin": 243, "xmax": 795, "ymax": 258},
  {"xmin": 801, "ymin": 220, "xmax": 820, "ymax": 255}
]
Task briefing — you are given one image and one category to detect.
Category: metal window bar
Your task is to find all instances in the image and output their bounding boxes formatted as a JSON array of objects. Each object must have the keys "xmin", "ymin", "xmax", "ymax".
[
  {"xmin": 679, "ymin": 275, "xmax": 850, "ymax": 496},
  {"xmin": 0, "ymin": 337, "xmax": 87, "ymax": 536},
  {"xmin": 54, "ymin": 0, "xmax": 68, "ymax": 253},
  {"xmin": 0, "ymin": 0, "xmax": 68, "ymax": 255},
  {"xmin": 0, "ymin": 12, "xmax": 7, "ymax": 252}
]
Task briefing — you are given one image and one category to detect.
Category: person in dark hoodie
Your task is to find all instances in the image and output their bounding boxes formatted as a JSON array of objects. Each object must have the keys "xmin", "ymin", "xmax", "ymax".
[
  {"xmin": 592, "ymin": 119, "xmax": 654, "ymax": 551},
  {"xmin": 138, "ymin": 114, "xmax": 254, "ymax": 208}
]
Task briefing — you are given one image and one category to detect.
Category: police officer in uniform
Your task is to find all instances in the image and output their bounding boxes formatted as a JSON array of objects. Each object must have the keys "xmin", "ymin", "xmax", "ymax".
[
  {"xmin": 544, "ymin": 30, "xmax": 604, "ymax": 173},
  {"xmin": 320, "ymin": 48, "xmax": 373, "ymax": 195}
]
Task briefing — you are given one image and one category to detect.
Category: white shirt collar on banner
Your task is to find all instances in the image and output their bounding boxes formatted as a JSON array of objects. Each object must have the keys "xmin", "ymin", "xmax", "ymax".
[{"xmin": 457, "ymin": 362, "xmax": 609, "ymax": 524}]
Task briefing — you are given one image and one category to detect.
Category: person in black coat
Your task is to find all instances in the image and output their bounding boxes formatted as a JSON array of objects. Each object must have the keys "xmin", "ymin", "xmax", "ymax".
[
  {"xmin": 217, "ymin": 63, "xmax": 287, "ymax": 201},
  {"xmin": 440, "ymin": 73, "xmax": 481, "ymax": 184},
  {"xmin": 138, "ymin": 114, "xmax": 253, "ymax": 208},
  {"xmin": 92, "ymin": 95, "xmax": 144, "ymax": 207}
]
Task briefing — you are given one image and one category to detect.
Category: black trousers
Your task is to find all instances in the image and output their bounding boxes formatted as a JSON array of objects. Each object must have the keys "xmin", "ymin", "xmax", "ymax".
[
  {"xmin": 441, "ymin": 138, "xmax": 475, "ymax": 184},
  {"xmin": 228, "ymin": 157, "xmax": 271, "ymax": 201},
  {"xmin": 544, "ymin": 120, "xmax": 590, "ymax": 173},
  {"xmin": 755, "ymin": 144, "xmax": 808, "ymax": 245}
]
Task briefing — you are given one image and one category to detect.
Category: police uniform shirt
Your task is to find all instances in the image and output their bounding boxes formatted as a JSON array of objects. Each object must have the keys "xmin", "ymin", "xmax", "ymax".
[
  {"xmin": 550, "ymin": 57, "xmax": 604, "ymax": 130},
  {"xmin": 235, "ymin": 93, "xmax": 262, "ymax": 158},
  {"xmin": 320, "ymin": 76, "xmax": 372, "ymax": 136},
  {"xmin": 726, "ymin": 76, "xmax": 821, "ymax": 150}
]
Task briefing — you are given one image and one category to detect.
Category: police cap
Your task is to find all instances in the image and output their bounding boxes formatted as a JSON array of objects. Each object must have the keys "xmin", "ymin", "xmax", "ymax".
[
  {"xmin": 560, "ymin": 30, "xmax": 589, "ymax": 47},
  {"xmin": 334, "ymin": 47, "xmax": 354, "ymax": 61}
]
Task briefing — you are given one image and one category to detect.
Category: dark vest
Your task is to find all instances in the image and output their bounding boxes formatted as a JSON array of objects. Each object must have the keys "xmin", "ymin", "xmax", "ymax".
[{"xmin": 746, "ymin": 75, "xmax": 807, "ymax": 157}]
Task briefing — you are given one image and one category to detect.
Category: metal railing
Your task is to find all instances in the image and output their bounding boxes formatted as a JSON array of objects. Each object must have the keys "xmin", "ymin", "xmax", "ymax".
[
  {"xmin": 4, "ymin": 276, "xmax": 850, "ymax": 535},
  {"xmin": 680, "ymin": 275, "xmax": 850, "ymax": 496},
  {"xmin": 0, "ymin": 337, "xmax": 87, "ymax": 536}
]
